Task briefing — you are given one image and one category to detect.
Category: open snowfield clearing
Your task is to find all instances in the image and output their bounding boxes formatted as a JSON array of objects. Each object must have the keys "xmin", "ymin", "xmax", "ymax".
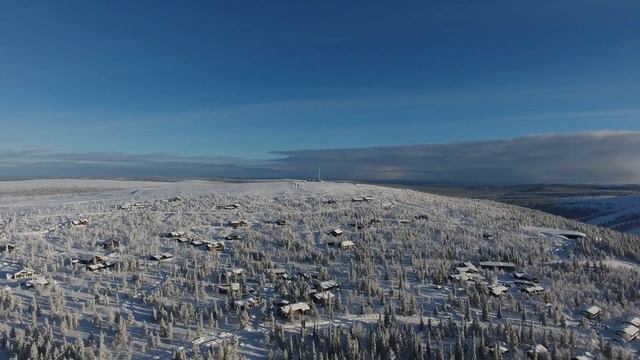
[
  {"xmin": 0, "ymin": 179, "xmax": 639, "ymax": 359},
  {"xmin": 0, "ymin": 179, "xmax": 372, "ymax": 210}
]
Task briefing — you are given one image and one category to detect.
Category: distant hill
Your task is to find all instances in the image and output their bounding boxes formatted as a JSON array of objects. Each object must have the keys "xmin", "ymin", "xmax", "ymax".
[
  {"xmin": 555, "ymin": 195, "xmax": 640, "ymax": 235},
  {"xmin": 372, "ymin": 182, "xmax": 640, "ymax": 234}
]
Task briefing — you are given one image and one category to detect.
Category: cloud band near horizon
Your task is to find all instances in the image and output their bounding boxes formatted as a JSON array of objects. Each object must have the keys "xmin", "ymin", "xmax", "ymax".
[{"xmin": 2, "ymin": 131, "xmax": 640, "ymax": 184}]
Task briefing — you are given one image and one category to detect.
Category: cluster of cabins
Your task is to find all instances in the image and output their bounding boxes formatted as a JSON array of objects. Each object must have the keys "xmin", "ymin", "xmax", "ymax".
[
  {"xmin": 275, "ymin": 279, "xmax": 340, "ymax": 318},
  {"xmin": 277, "ymin": 280, "xmax": 340, "ymax": 318},
  {"xmin": 449, "ymin": 261, "xmax": 545, "ymax": 296},
  {"xmin": 212, "ymin": 264, "xmax": 341, "ymax": 319},
  {"xmin": 450, "ymin": 262, "xmax": 484, "ymax": 282},
  {"xmin": 218, "ymin": 268, "xmax": 246, "ymax": 296},
  {"xmin": 76, "ymin": 254, "xmax": 118, "ymax": 272},
  {"xmin": 473, "ymin": 227, "xmax": 640, "ymax": 348},
  {"xmin": 161, "ymin": 217, "xmax": 249, "ymax": 251},
  {"xmin": 71, "ymin": 218, "xmax": 88, "ymax": 226},
  {"xmin": 511, "ymin": 271, "xmax": 545, "ymax": 295},
  {"xmin": 326, "ymin": 229, "xmax": 355, "ymax": 250},
  {"xmin": 309, "ymin": 280, "xmax": 339, "ymax": 303},
  {"xmin": 223, "ymin": 220, "xmax": 249, "ymax": 241},
  {"xmin": 277, "ymin": 272, "xmax": 340, "ymax": 315},
  {"xmin": 67, "ymin": 240, "xmax": 123, "ymax": 272},
  {"xmin": 216, "ymin": 269, "xmax": 264, "ymax": 311},
  {"xmin": 482, "ymin": 343, "xmax": 551, "ymax": 359},
  {"xmin": 485, "ymin": 342, "xmax": 563, "ymax": 359},
  {"xmin": 5, "ymin": 195, "xmax": 625, "ymax": 356},
  {"xmin": 162, "ymin": 231, "xmax": 224, "ymax": 252}
]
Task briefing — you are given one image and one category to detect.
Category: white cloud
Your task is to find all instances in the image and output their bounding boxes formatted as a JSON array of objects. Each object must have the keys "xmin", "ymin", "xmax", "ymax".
[
  {"xmin": 271, "ymin": 131, "xmax": 640, "ymax": 184},
  {"xmin": 2, "ymin": 131, "xmax": 640, "ymax": 184}
]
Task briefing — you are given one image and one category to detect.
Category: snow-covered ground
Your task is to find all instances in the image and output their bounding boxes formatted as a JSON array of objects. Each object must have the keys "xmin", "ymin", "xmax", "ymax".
[
  {"xmin": 556, "ymin": 195, "xmax": 640, "ymax": 234},
  {"xmin": 0, "ymin": 179, "xmax": 638, "ymax": 359}
]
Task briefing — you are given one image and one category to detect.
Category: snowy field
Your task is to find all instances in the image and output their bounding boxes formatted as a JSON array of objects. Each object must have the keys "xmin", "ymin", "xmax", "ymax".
[
  {"xmin": 0, "ymin": 179, "xmax": 639, "ymax": 359},
  {"xmin": 556, "ymin": 195, "xmax": 640, "ymax": 234}
]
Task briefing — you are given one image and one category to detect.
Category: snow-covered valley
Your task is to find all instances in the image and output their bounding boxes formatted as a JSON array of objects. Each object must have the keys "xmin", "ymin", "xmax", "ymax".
[{"xmin": 556, "ymin": 195, "xmax": 640, "ymax": 235}]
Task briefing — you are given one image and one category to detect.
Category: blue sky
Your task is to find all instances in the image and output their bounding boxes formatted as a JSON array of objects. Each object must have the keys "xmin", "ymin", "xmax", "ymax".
[{"xmin": 1, "ymin": 1, "xmax": 640, "ymax": 182}]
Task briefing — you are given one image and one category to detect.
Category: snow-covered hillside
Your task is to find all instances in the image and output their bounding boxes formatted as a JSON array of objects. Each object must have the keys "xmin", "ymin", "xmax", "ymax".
[
  {"xmin": 0, "ymin": 179, "xmax": 638, "ymax": 360},
  {"xmin": 557, "ymin": 195, "xmax": 640, "ymax": 235}
]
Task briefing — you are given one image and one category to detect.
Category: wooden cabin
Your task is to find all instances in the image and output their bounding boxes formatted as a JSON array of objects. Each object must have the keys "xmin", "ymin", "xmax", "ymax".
[
  {"xmin": 339, "ymin": 240, "xmax": 355, "ymax": 250},
  {"xmin": 521, "ymin": 285, "xmax": 545, "ymax": 295},
  {"xmin": 207, "ymin": 242, "xmax": 225, "ymax": 251},
  {"xmin": 279, "ymin": 302, "xmax": 311, "ymax": 318},
  {"xmin": 218, "ymin": 282, "xmax": 241, "ymax": 294},
  {"xmin": 228, "ymin": 220, "xmax": 248, "ymax": 229},
  {"xmin": 328, "ymin": 229, "xmax": 344, "ymax": 237},
  {"xmin": 479, "ymin": 261, "xmax": 517, "ymax": 272},
  {"xmin": 581, "ymin": 306, "xmax": 602, "ymax": 320},
  {"xmin": 71, "ymin": 218, "xmax": 89, "ymax": 226},
  {"xmin": 150, "ymin": 253, "xmax": 174, "ymax": 262},
  {"xmin": 487, "ymin": 285, "xmax": 509, "ymax": 297}
]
